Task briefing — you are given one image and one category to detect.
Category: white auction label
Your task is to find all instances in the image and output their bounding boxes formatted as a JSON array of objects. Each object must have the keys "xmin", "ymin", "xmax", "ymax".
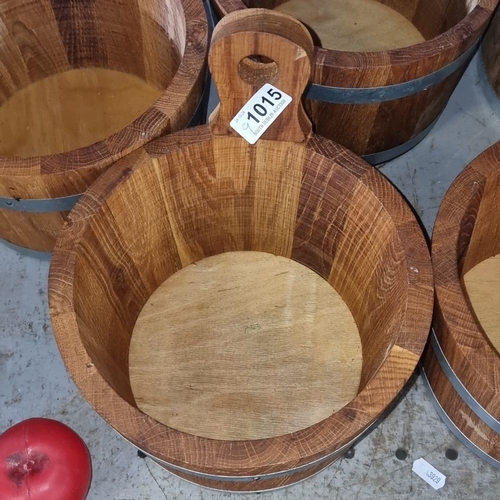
[
  {"xmin": 412, "ymin": 458, "xmax": 446, "ymax": 490},
  {"xmin": 230, "ymin": 83, "xmax": 292, "ymax": 144}
]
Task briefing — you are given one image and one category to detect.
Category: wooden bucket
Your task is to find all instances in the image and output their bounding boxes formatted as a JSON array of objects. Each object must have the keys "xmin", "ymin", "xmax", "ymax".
[
  {"xmin": 211, "ymin": 0, "xmax": 498, "ymax": 164},
  {"xmin": 0, "ymin": 0, "xmax": 208, "ymax": 255},
  {"xmin": 482, "ymin": 4, "xmax": 500, "ymax": 99},
  {"xmin": 423, "ymin": 141, "xmax": 500, "ymax": 469},
  {"xmin": 49, "ymin": 9, "xmax": 433, "ymax": 492}
]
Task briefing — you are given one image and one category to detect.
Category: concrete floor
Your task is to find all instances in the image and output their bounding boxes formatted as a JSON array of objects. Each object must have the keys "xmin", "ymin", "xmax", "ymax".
[{"xmin": 2, "ymin": 53, "xmax": 500, "ymax": 499}]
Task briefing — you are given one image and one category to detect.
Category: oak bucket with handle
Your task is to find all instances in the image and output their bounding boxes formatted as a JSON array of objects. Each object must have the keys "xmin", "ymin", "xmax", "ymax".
[{"xmin": 49, "ymin": 9, "xmax": 433, "ymax": 491}]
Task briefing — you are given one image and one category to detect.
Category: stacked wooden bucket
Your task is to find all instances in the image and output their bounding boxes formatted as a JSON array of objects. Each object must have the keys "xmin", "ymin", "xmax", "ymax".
[
  {"xmin": 421, "ymin": 11, "xmax": 500, "ymax": 469},
  {"xmin": 1, "ymin": 0, "xmax": 500, "ymax": 493},
  {"xmin": 424, "ymin": 142, "xmax": 500, "ymax": 469},
  {"xmin": 0, "ymin": 0, "xmax": 208, "ymax": 254},
  {"xmin": 483, "ymin": 4, "xmax": 500, "ymax": 99}
]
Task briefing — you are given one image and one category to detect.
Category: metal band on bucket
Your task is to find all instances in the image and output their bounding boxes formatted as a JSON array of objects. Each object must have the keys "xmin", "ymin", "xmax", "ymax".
[
  {"xmin": 0, "ymin": 238, "xmax": 52, "ymax": 260},
  {"xmin": 430, "ymin": 330, "xmax": 500, "ymax": 433},
  {"xmin": 165, "ymin": 456, "xmax": 334, "ymax": 493},
  {"xmin": 0, "ymin": 193, "xmax": 81, "ymax": 213},
  {"xmin": 136, "ymin": 439, "xmax": 347, "ymax": 483},
  {"xmin": 363, "ymin": 115, "xmax": 438, "ymax": 164},
  {"xmin": 421, "ymin": 369, "xmax": 500, "ymax": 470},
  {"xmin": 307, "ymin": 41, "xmax": 479, "ymax": 104},
  {"xmin": 0, "ymin": 78, "xmax": 208, "ymax": 215},
  {"xmin": 121, "ymin": 416, "xmax": 379, "ymax": 484}
]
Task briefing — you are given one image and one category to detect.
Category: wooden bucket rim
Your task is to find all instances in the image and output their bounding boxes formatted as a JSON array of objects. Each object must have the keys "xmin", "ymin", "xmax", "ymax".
[
  {"xmin": 49, "ymin": 127, "xmax": 433, "ymax": 477},
  {"xmin": 0, "ymin": 0, "xmax": 208, "ymax": 178},
  {"xmin": 315, "ymin": 0, "xmax": 496, "ymax": 72},
  {"xmin": 432, "ymin": 140, "xmax": 500, "ymax": 418},
  {"xmin": 213, "ymin": 0, "xmax": 497, "ymax": 76}
]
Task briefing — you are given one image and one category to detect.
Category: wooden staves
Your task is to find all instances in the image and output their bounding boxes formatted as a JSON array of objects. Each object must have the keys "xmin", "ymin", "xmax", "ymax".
[
  {"xmin": 49, "ymin": 9, "xmax": 433, "ymax": 491},
  {"xmin": 211, "ymin": 0, "xmax": 498, "ymax": 163},
  {"xmin": 482, "ymin": 3, "xmax": 500, "ymax": 98},
  {"xmin": 0, "ymin": 0, "xmax": 208, "ymax": 253},
  {"xmin": 424, "ymin": 141, "xmax": 500, "ymax": 469}
]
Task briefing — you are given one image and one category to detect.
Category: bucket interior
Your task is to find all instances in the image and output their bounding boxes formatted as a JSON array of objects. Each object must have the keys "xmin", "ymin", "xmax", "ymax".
[
  {"xmin": 459, "ymin": 168, "xmax": 500, "ymax": 354},
  {"xmin": 69, "ymin": 140, "xmax": 411, "ymax": 440},
  {"xmin": 0, "ymin": 0, "xmax": 184, "ymax": 157},
  {"xmin": 243, "ymin": 0, "xmax": 478, "ymax": 52}
]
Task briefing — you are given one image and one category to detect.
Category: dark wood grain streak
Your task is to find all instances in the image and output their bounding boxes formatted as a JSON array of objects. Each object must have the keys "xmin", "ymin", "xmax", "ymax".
[
  {"xmin": 424, "ymin": 346, "xmax": 500, "ymax": 463},
  {"xmin": 52, "ymin": 0, "xmax": 107, "ymax": 69},
  {"xmin": 483, "ymin": 4, "xmax": 500, "ymax": 98}
]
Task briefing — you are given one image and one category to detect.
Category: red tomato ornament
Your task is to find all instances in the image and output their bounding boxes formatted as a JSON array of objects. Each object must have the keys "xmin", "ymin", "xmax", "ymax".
[{"xmin": 0, "ymin": 418, "xmax": 92, "ymax": 500}]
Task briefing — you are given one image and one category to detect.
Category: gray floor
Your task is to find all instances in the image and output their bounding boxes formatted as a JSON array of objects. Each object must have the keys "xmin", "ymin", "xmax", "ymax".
[{"xmin": 2, "ymin": 53, "xmax": 500, "ymax": 499}]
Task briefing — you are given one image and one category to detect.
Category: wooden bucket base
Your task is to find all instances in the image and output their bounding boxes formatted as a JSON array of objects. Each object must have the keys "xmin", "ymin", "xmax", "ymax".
[
  {"xmin": 0, "ymin": 68, "xmax": 162, "ymax": 157},
  {"xmin": 274, "ymin": 0, "xmax": 425, "ymax": 52},
  {"xmin": 130, "ymin": 251, "xmax": 363, "ymax": 442}
]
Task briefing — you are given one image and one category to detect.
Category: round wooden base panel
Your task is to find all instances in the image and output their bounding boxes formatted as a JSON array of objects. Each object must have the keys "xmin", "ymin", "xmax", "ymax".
[
  {"xmin": 463, "ymin": 253, "xmax": 500, "ymax": 354},
  {"xmin": 274, "ymin": 0, "xmax": 425, "ymax": 52},
  {"xmin": 129, "ymin": 251, "xmax": 362, "ymax": 441},
  {"xmin": 0, "ymin": 68, "xmax": 162, "ymax": 157}
]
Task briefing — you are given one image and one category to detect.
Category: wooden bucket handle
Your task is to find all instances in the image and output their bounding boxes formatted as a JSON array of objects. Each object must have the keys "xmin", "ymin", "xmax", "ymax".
[{"xmin": 208, "ymin": 9, "xmax": 314, "ymax": 143}]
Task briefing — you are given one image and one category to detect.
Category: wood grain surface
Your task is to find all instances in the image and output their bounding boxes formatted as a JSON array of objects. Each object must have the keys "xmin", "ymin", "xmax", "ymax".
[
  {"xmin": 463, "ymin": 254, "xmax": 500, "ymax": 354},
  {"xmin": 0, "ymin": 69, "xmax": 162, "ymax": 157},
  {"xmin": 130, "ymin": 251, "xmax": 362, "ymax": 441},
  {"xmin": 0, "ymin": 0, "xmax": 207, "ymax": 252},
  {"xmin": 211, "ymin": 0, "xmax": 498, "ymax": 157},
  {"xmin": 482, "ymin": 3, "xmax": 500, "ymax": 97},
  {"xmin": 275, "ymin": 0, "xmax": 425, "ymax": 52},
  {"xmin": 49, "ymin": 129, "xmax": 432, "ymax": 483},
  {"xmin": 162, "ymin": 452, "xmax": 340, "ymax": 490},
  {"xmin": 424, "ymin": 346, "xmax": 500, "ymax": 464},
  {"xmin": 49, "ymin": 9, "xmax": 433, "ymax": 489},
  {"xmin": 430, "ymin": 141, "xmax": 500, "ymax": 457}
]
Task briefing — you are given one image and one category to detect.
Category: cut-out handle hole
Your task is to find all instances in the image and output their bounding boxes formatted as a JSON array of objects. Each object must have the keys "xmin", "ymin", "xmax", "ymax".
[{"xmin": 238, "ymin": 55, "xmax": 279, "ymax": 87}]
